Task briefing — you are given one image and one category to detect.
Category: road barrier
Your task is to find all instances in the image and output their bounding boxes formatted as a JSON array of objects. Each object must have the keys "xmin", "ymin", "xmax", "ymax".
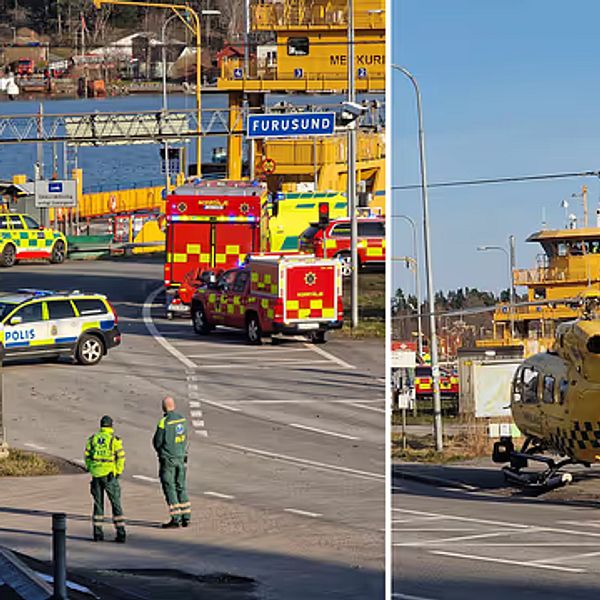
[
  {"xmin": 67, "ymin": 235, "xmax": 165, "ymax": 260},
  {"xmin": 52, "ymin": 513, "xmax": 67, "ymax": 600},
  {"xmin": 67, "ymin": 234, "xmax": 113, "ymax": 259}
]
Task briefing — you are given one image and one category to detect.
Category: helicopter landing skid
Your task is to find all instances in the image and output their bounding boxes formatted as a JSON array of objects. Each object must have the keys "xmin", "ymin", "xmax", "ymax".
[{"xmin": 493, "ymin": 436, "xmax": 575, "ymax": 491}]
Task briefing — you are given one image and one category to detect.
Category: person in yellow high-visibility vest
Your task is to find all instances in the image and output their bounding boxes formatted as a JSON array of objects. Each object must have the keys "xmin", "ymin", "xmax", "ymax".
[{"xmin": 84, "ymin": 415, "xmax": 126, "ymax": 543}]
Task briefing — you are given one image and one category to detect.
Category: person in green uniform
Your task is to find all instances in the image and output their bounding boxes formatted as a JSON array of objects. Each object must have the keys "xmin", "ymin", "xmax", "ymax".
[
  {"xmin": 84, "ymin": 415, "xmax": 126, "ymax": 543},
  {"xmin": 152, "ymin": 396, "xmax": 191, "ymax": 528}
]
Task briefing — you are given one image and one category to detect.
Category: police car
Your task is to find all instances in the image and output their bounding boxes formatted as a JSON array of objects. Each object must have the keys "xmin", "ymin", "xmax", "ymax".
[
  {"xmin": 0, "ymin": 213, "xmax": 67, "ymax": 268},
  {"xmin": 0, "ymin": 290, "xmax": 121, "ymax": 365}
]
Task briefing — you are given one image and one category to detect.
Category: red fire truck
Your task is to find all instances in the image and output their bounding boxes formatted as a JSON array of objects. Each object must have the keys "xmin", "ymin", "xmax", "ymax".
[
  {"xmin": 190, "ymin": 253, "xmax": 343, "ymax": 344},
  {"xmin": 299, "ymin": 216, "xmax": 385, "ymax": 276},
  {"xmin": 164, "ymin": 180, "xmax": 269, "ymax": 315},
  {"xmin": 414, "ymin": 365, "xmax": 459, "ymax": 400}
]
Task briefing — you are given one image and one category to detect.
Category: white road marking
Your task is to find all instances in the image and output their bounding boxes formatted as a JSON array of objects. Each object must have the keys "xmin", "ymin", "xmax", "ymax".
[
  {"xmin": 419, "ymin": 529, "xmax": 536, "ymax": 546},
  {"xmin": 192, "ymin": 420, "xmax": 205, "ymax": 428},
  {"xmin": 392, "ymin": 528, "xmax": 479, "ymax": 532},
  {"xmin": 188, "ymin": 348, "xmax": 310, "ymax": 359},
  {"xmin": 392, "ymin": 508, "xmax": 530, "ymax": 530},
  {"xmin": 204, "ymin": 491, "xmax": 235, "ymax": 500},
  {"xmin": 189, "ymin": 401, "xmax": 201, "ymax": 408},
  {"xmin": 430, "ymin": 550, "xmax": 585, "ymax": 573},
  {"xmin": 24, "ymin": 443, "xmax": 46, "ymax": 451},
  {"xmin": 227, "ymin": 443, "xmax": 384, "ymax": 482},
  {"xmin": 303, "ymin": 343, "xmax": 356, "ymax": 369},
  {"xmin": 71, "ymin": 459, "xmax": 85, "ymax": 466},
  {"xmin": 217, "ymin": 398, "xmax": 384, "ymax": 404},
  {"xmin": 289, "ymin": 422, "xmax": 360, "ymax": 440},
  {"xmin": 558, "ymin": 520, "xmax": 600, "ymax": 528},
  {"xmin": 347, "ymin": 402, "xmax": 386, "ymax": 413},
  {"xmin": 392, "ymin": 594, "xmax": 440, "ymax": 600},
  {"xmin": 190, "ymin": 411, "xmax": 203, "ymax": 418},
  {"xmin": 531, "ymin": 550, "xmax": 600, "ymax": 564},
  {"xmin": 202, "ymin": 399, "xmax": 241, "ymax": 412},
  {"xmin": 143, "ymin": 288, "xmax": 196, "ymax": 370},
  {"xmin": 284, "ymin": 508, "xmax": 322, "ymax": 518},
  {"xmin": 132, "ymin": 475, "xmax": 160, "ymax": 483},
  {"xmin": 195, "ymin": 430, "xmax": 209, "ymax": 437},
  {"xmin": 197, "ymin": 360, "xmax": 333, "ymax": 368},
  {"xmin": 392, "ymin": 516, "xmax": 446, "ymax": 524},
  {"xmin": 439, "ymin": 543, "xmax": 600, "ymax": 547}
]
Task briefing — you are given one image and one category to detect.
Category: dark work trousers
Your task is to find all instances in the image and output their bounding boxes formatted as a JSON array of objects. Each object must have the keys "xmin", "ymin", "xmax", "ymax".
[
  {"xmin": 90, "ymin": 475, "xmax": 126, "ymax": 537},
  {"xmin": 159, "ymin": 457, "xmax": 191, "ymax": 524}
]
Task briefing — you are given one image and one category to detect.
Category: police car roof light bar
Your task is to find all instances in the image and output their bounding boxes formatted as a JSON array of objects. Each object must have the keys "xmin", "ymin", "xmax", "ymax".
[{"xmin": 17, "ymin": 289, "xmax": 56, "ymax": 297}]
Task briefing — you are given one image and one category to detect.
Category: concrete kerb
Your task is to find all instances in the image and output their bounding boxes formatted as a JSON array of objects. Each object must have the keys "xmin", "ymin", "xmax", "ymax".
[
  {"xmin": 393, "ymin": 465, "xmax": 480, "ymax": 492},
  {"xmin": 0, "ymin": 545, "xmax": 54, "ymax": 598}
]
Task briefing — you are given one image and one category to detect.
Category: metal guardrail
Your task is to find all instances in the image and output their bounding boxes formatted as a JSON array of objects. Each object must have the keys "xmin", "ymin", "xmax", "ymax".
[{"xmin": 67, "ymin": 237, "xmax": 164, "ymax": 258}]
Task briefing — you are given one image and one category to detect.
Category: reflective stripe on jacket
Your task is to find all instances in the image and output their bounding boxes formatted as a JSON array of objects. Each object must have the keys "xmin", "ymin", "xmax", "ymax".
[
  {"xmin": 152, "ymin": 411, "xmax": 188, "ymax": 460},
  {"xmin": 84, "ymin": 427, "xmax": 125, "ymax": 478}
]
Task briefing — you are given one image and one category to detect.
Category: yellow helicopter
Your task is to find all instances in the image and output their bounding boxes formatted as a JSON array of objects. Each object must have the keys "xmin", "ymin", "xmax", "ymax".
[{"xmin": 492, "ymin": 292, "xmax": 600, "ymax": 490}]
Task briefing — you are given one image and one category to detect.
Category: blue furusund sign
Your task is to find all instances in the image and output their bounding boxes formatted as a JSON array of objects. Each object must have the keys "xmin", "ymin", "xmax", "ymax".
[{"xmin": 247, "ymin": 112, "xmax": 336, "ymax": 139}]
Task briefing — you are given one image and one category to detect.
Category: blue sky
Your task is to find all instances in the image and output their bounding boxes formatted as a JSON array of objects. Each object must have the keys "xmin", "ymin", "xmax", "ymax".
[{"xmin": 391, "ymin": 0, "xmax": 600, "ymax": 296}]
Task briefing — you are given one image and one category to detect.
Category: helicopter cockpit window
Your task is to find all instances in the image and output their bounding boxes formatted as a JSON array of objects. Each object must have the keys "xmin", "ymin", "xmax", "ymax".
[
  {"xmin": 559, "ymin": 379, "xmax": 568, "ymax": 404},
  {"xmin": 522, "ymin": 366, "xmax": 539, "ymax": 404},
  {"xmin": 542, "ymin": 375, "xmax": 555, "ymax": 404},
  {"xmin": 587, "ymin": 335, "xmax": 600, "ymax": 354},
  {"xmin": 512, "ymin": 367, "xmax": 523, "ymax": 403}
]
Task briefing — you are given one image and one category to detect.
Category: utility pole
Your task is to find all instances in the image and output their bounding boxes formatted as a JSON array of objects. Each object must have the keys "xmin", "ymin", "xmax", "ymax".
[
  {"xmin": 244, "ymin": 0, "xmax": 250, "ymax": 77},
  {"xmin": 509, "ymin": 234, "xmax": 516, "ymax": 336},
  {"xmin": 392, "ymin": 64, "xmax": 443, "ymax": 452},
  {"xmin": 0, "ymin": 355, "xmax": 7, "ymax": 458},
  {"xmin": 395, "ymin": 214, "xmax": 423, "ymax": 357},
  {"xmin": 347, "ymin": 0, "xmax": 359, "ymax": 328}
]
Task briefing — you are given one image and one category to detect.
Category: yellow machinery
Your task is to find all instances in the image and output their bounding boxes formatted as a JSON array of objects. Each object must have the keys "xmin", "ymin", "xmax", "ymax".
[
  {"xmin": 479, "ymin": 226, "xmax": 600, "ymax": 355},
  {"xmin": 218, "ymin": 0, "xmax": 385, "ymax": 199},
  {"xmin": 218, "ymin": 0, "xmax": 385, "ymax": 93},
  {"xmin": 257, "ymin": 130, "xmax": 385, "ymax": 212}
]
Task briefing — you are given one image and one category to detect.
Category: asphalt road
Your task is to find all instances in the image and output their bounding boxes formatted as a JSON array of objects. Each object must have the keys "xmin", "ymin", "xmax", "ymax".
[
  {"xmin": 393, "ymin": 471, "xmax": 600, "ymax": 600},
  {"xmin": 0, "ymin": 258, "xmax": 385, "ymax": 598}
]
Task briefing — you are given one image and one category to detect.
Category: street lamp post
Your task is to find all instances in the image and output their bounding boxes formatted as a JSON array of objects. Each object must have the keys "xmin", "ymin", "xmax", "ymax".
[
  {"xmin": 347, "ymin": 0, "xmax": 359, "ymax": 328},
  {"xmin": 161, "ymin": 13, "xmax": 178, "ymax": 196},
  {"xmin": 93, "ymin": 0, "xmax": 202, "ymax": 176},
  {"xmin": 393, "ymin": 215, "xmax": 423, "ymax": 357},
  {"xmin": 392, "ymin": 64, "xmax": 443, "ymax": 452},
  {"xmin": 477, "ymin": 237, "xmax": 516, "ymax": 339}
]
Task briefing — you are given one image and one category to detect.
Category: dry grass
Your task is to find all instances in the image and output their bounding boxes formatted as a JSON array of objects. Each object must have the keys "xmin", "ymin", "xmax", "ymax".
[
  {"xmin": 0, "ymin": 449, "xmax": 60, "ymax": 477},
  {"xmin": 336, "ymin": 320, "xmax": 386, "ymax": 338},
  {"xmin": 393, "ymin": 417, "xmax": 494, "ymax": 463},
  {"xmin": 340, "ymin": 272, "xmax": 385, "ymax": 337}
]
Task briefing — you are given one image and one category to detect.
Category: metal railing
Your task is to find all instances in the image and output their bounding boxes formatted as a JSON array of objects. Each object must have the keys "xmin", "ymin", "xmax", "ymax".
[{"xmin": 0, "ymin": 103, "xmax": 384, "ymax": 145}]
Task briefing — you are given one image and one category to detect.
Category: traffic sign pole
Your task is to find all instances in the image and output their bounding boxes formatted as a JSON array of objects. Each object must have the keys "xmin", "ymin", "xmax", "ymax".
[{"xmin": 348, "ymin": 0, "xmax": 359, "ymax": 328}]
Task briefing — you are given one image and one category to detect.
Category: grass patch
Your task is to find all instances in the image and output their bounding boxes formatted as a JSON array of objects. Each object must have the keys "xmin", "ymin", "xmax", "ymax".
[
  {"xmin": 0, "ymin": 449, "xmax": 60, "ymax": 477},
  {"xmin": 392, "ymin": 412, "xmax": 459, "ymax": 426},
  {"xmin": 392, "ymin": 419, "xmax": 494, "ymax": 463},
  {"xmin": 337, "ymin": 319, "xmax": 385, "ymax": 338},
  {"xmin": 341, "ymin": 272, "xmax": 384, "ymax": 337}
]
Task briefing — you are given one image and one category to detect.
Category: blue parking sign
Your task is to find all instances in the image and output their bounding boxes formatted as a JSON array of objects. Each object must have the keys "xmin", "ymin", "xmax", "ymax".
[{"xmin": 294, "ymin": 68, "xmax": 303, "ymax": 79}]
